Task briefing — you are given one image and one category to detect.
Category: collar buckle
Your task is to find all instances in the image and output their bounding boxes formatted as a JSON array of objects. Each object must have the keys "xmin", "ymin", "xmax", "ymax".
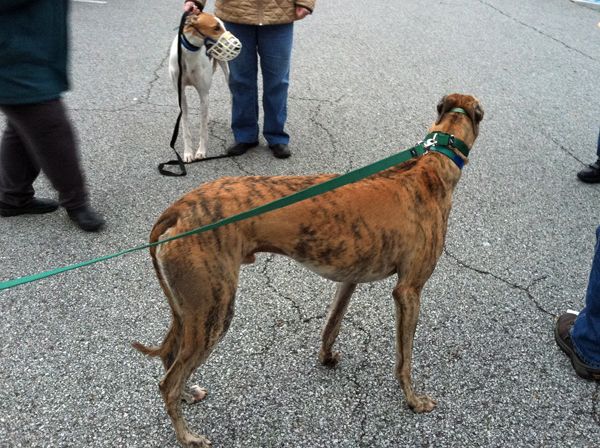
[{"xmin": 422, "ymin": 133, "xmax": 438, "ymax": 150}]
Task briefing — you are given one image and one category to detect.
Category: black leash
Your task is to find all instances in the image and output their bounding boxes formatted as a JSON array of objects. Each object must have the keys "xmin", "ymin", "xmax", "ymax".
[{"xmin": 158, "ymin": 10, "xmax": 240, "ymax": 177}]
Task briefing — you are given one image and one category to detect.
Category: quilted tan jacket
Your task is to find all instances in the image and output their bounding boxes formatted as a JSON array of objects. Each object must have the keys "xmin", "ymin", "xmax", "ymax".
[{"xmin": 196, "ymin": 0, "xmax": 316, "ymax": 26}]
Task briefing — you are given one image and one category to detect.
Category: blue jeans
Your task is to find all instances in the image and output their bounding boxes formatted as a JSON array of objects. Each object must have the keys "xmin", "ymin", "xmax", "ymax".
[
  {"xmin": 225, "ymin": 22, "xmax": 293, "ymax": 146},
  {"xmin": 572, "ymin": 225, "xmax": 600, "ymax": 368}
]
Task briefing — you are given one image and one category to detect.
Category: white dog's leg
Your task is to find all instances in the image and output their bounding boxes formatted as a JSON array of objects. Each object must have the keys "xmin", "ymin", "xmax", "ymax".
[
  {"xmin": 180, "ymin": 90, "xmax": 195, "ymax": 163},
  {"xmin": 195, "ymin": 90, "xmax": 209, "ymax": 160}
]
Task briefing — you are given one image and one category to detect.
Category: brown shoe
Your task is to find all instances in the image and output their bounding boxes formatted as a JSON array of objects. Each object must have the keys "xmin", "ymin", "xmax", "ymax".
[{"xmin": 554, "ymin": 312, "xmax": 600, "ymax": 381}]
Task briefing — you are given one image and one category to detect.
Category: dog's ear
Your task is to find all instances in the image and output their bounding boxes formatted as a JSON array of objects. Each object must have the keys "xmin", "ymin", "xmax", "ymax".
[
  {"xmin": 466, "ymin": 100, "xmax": 484, "ymax": 136},
  {"xmin": 436, "ymin": 95, "xmax": 454, "ymax": 124},
  {"xmin": 474, "ymin": 102, "xmax": 484, "ymax": 123}
]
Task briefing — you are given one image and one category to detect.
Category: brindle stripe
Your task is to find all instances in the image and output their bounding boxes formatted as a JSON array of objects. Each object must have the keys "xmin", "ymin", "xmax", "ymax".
[
  {"xmin": 421, "ymin": 170, "xmax": 443, "ymax": 198},
  {"xmin": 204, "ymin": 303, "xmax": 221, "ymax": 351},
  {"xmin": 221, "ymin": 297, "xmax": 235, "ymax": 336}
]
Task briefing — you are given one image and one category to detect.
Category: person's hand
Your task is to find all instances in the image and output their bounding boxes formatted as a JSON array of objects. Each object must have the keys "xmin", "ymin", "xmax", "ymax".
[
  {"xmin": 184, "ymin": 1, "xmax": 201, "ymax": 13},
  {"xmin": 295, "ymin": 6, "xmax": 311, "ymax": 20}
]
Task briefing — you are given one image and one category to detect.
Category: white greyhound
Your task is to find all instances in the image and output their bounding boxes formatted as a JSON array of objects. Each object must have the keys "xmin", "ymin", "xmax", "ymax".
[{"xmin": 168, "ymin": 11, "xmax": 240, "ymax": 162}]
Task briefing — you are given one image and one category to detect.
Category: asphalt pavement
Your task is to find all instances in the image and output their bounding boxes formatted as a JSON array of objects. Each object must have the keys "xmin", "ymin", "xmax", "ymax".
[{"xmin": 1, "ymin": 0, "xmax": 600, "ymax": 447}]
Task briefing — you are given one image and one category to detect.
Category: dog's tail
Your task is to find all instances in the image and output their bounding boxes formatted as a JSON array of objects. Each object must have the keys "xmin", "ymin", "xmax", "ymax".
[
  {"xmin": 131, "ymin": 341, "xmax": 163, "ymax": 357},
  {"xmin": 132, "ymin": 210, "xmax": 181, "ymax": 358}
]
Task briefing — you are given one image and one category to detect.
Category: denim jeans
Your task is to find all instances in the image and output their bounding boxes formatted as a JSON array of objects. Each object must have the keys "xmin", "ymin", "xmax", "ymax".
[
  {"xmin": 571, "ymin": 225, "xmax": 600, "ymax": 368},
  {"xmin": 225, "ymin": 22, "xmax": 293, "ymax": 146}
]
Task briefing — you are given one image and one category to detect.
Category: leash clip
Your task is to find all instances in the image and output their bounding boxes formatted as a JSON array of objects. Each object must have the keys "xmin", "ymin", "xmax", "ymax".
[{"xmin": 423, "ymin": 133, "xmax": 438, "ymax": 150}]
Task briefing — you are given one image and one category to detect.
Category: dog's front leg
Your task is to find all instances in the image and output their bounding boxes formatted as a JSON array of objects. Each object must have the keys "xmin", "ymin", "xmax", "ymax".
[
  {"xmin": 195, "ymin": 90, "xmax": 209, "ymax": 160},
  {"xmin": 392, "ymin": 283, "xmax": 436, "ymax": 413},
  {"xmin": 180, "ymin": 92, "xmax": 196, "ymax": 163},
  {"xmin": 319, "ymin": 282, "xmax": 356, "ymax": 367}
]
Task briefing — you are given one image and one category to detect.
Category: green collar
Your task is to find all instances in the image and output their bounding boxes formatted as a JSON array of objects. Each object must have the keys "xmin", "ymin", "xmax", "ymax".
[{"xmin": 449, "ymin": 107, "xmax": 468, "ymax": 115}]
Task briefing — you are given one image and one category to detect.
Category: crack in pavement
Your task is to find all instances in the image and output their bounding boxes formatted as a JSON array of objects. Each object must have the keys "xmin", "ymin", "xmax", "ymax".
[
  {"xmin": 71, "ymin": 51, "xmax": 171, "ymax": 115},
  {"xmin": 140, "ymin": 50, "xmax": 170, "ymax": 105},
  {"xmin": 69, "ymin": 106, "xmax": 134, "ymax": 113},
  {"xmin": 444, "ymin": 248, "xmax": 600, "ymax": 429},
  {"xmin": 258, "ymin": 255, "xmax": 325, "ymax": 324},
  {"xmin": 244, "ymin": 255, "xmax": 327, "ymax": 357},
  {"xmin": 345, "ymin": 315, "xmax": 372, "ymax": 447},
  {"xmin": 546, "ymin": 133, "xmax": 587, "ymax": 167},
  {"xmin": 230, "ymin": 154, "xmax": 255, "ymax": 175},
  {"xmin": 547, "ymin": 132, "xmax": 600, "ymax": 194},
  {"xmin": 70, "ymin": 51, "xmax": 171, "ymax": 117},
  {"xmin": 208, "ymin": 120, "xmax": 228, "ymax": 152},
  {"xmin": 292, "ymin": 94, "xmax": 351, "ymax": 172},
  {"xmin": 593, "ymin": 383, "xmax": 600, "ymax": 426},
  {"xmin": 478, "ymin": 0, "xmax": 598, "ymax": 63},
  {"xmin": 247, "ymin": 257, "xmax": 373, "ymax": 443},
  {"xmin": 444, "ymin": 247, "xmax": 555, "ymax": 318}
]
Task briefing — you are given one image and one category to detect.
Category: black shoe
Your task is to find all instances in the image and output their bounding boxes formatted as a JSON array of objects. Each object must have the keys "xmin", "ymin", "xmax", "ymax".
[
  {"xmin": 269, "ymin": 144, "xmax": 291, "ymax": 159},
  {"xmin": 577, "ymin": 160, "xmax": 600, "ymax": 183},
  {"xmin": 0, "ymin": 198, "xmax": 59, "ymax": 217},
  {"xmin": 67, "ymin": 205, "xmax": 105, "ymax": 232},
  {"xmin": 226, "ymin": 141, "xmax": 259, "ymax": 156}
]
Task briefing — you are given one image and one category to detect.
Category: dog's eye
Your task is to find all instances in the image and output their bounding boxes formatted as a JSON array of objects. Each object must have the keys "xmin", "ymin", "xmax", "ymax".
[{"xmin": 214, "ymin": 25, "xmax": 221, "ymax": 31}]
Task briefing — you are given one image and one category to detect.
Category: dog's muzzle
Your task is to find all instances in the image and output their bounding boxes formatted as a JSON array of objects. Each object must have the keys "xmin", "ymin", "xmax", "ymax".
[{"xmin": 205, "ymin": 32, "xmax": 242, "ymax": 61}]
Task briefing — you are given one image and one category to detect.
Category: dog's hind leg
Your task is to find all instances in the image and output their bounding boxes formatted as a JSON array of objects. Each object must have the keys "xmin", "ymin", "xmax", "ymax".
[
  {"xmin": 159, "ymin": 322, "xmax": 212, "ymax": 447},
  {"xmin": 154, "ymin": 318, "xmax": 181, "ymax": 371},
  {"xmin": 392, "ymin": 283, "xmax": 436, "ymax": 413},
  {"xmin": 319, "ymin": 282, "xmax": 356, "ymax": 367},
  {"xmin": 157, "ymin": 319, "xmax": 208, "ymax": 405},
  {"xmin": 134, "ymin": 316, "xmax": 206, "ymax": 405},
  {"xmin": 158, "ymin": 270, "xmax": 238, "ymax": 447}
]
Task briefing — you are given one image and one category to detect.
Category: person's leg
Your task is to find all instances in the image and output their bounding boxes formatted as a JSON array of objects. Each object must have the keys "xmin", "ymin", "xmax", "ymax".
[
  {"xmin": 224, "ymin": 22, "xmax": 259, "ymax": 145},
  {"xmin": 257, "ymin": 23, "xmax": 293, "ymax": 147},
  {"xmin": 571, "ymin": 225, "xmax": 600, "ymax": 368},
  {"xmin": 0, "ymin": 100, "xmax": 104, "ymax": 230},
  {"xmin": 577, "ymin": 127, "xmax": 600, "ymax": 183},
  {"xmin": 0, "ymin": 100, "xmax": 88, "ymax": 209},
  {"xmin": 0, "ymin": 120, "xmax": 40, "ymax": 207}
]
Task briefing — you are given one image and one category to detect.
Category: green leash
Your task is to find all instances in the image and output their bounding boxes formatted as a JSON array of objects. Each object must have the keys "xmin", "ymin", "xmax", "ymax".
[{"xmin": 0, "ymin": 130, "xmax": 469, "ymax": 292}]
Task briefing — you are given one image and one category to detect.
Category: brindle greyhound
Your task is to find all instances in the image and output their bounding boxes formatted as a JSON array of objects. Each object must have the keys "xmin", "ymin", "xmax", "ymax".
[{"xmin": 134, "ymin": 93, "xmax": 484, "ymax": 447}]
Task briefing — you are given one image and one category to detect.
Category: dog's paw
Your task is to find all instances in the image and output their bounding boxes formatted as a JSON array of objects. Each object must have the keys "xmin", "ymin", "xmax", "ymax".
[
  {"xmin": 408, "ymin": 394, "xmax": 437, "ymax": 413},
  {"xmin": 180, "ymin": 432, "xmax": 212, "ymax": 448},
  {"xmin": 183, "ymin": 152, "xmax": 195, "ymax": 163},
  {"xmin": 319, "ymin": 350, "xmax": 341, "ymax": 368},
  {"xmin": 194, "ymin": 150, "xmax": 207, "ymax": 160},
  {"xmin": 183, "ymin": 385, "xmax": 208, "ymax": 404}
]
